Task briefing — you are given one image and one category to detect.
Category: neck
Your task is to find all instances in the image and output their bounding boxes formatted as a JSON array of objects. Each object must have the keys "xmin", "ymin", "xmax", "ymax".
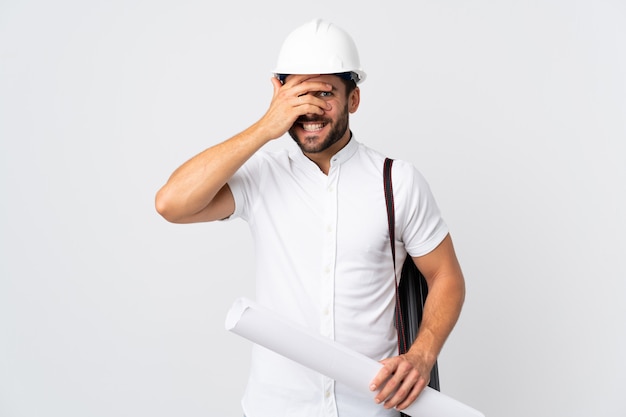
[{"xmin": 303, "ymin": 130, "xmax": 352, "ymax": 175}]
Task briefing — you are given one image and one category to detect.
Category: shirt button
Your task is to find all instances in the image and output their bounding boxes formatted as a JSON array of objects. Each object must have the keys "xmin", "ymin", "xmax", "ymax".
[{"xmin": 325, "ymin": 390, "xmax": 331, "ymax": 398}]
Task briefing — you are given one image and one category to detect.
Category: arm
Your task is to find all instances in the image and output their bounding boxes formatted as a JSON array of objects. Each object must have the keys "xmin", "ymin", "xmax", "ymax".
[
  {"xmin": 370, "ymin": 233, "xmax": 466, "ymax": 410},
  {"xmin": 154, "ymin": 75, "xmax": 333, "ymax": 223}
]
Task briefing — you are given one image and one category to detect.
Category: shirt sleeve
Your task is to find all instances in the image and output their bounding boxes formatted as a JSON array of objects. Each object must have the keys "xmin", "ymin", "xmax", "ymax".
[
  {"xmin": 224, "ymin": 153, "xmax": 264, "ymax": 222},
  {"xmin": 392, "ymin": 159, "xmax": 449, "ymax": 257}
]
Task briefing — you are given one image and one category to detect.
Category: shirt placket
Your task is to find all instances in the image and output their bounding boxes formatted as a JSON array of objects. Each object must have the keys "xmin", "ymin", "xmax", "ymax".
[{"xmin": 320, "ymin": 157, "xmax": 339, "ymax": 417}]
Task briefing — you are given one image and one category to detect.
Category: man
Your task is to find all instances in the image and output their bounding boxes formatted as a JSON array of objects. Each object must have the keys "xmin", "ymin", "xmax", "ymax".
[{"xmin": 155, "ymin": 19, "xmax": 465, "ymax": 417}]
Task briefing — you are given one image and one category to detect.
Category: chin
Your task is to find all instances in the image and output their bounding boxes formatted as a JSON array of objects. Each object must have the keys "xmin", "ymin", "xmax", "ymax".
[
  {"xmin": 289, "ymin": 120, "xmax": 346, "ymax": 154},
  {"xmin": 290, "ymin": 130, "xmax": 324, "ymax": 151},
  {"xmin": 298, "ymin": 137, "xmax": 327, "ymax": 153}
]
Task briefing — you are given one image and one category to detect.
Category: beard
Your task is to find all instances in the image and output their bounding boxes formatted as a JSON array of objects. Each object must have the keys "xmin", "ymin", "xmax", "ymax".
[{"xmin": 288, "ymin": 103, "xmax": 349, "ymax": 154}]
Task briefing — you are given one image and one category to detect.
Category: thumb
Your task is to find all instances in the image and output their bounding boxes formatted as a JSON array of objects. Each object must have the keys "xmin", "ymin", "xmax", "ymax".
[{"xmin": 270, "ymin": 76, "xmax": 283, "ymax": 97}]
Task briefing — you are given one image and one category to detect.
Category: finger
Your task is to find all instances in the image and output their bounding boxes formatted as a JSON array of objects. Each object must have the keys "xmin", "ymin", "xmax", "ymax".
[
  {"xmin": 270, "ymin": 76, "xmax": 283, "ymax": 97},
  {"xmin": 377, "ymin": 369, "xmax": 412, "ymax": 406},
  {"xmin": 271, "ymin": 79, "xmax": 329, "ymax": 110},
  {"xmin": 295, "ymin": 80, "xmax": 333, "ymax": 97},
  {"xmin": 272, "ymin": 75, "xmax": 329, "ymax": 101},
  {"xmin": 372, "ymin": 359, "xmax": 407, "ymax": 405},
  {"xmin": 383, "ymin": 369, "xmax": 420, "ymax": 409},
  {"xmin": 369, "ymin": 359, "xmax": 396, "ymax": 393},
  {"xmin": 395, "ymin": 376, "xmax": 428, "ymax": 411},
  {"xmin": 282, "ymin": 77, "xmax": 332, "ymax": 100},
  {"xmin": 281, "ymin": 74, "xmax": 321, "ymax": 85},
  {"xmin": 296, "ymin": 97, "xmax": 330, "ymax": 114}
]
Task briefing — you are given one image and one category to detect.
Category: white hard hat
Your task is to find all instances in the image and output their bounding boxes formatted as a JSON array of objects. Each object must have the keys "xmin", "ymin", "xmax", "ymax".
[{"xmin": 273, "ymin": 19, "xmax": 366, "ymax": 84}]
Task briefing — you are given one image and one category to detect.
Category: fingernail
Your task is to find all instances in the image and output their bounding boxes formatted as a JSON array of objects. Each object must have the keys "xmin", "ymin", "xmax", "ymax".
[{"xmin": 370, "ymin": 384, "xmax": 376, "ymax": 391}]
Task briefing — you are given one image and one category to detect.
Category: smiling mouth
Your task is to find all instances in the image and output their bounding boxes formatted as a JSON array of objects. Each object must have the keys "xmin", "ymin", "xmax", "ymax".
[{"xmin": 301, "ymin": 122, "xmax": 326, "ymax": 132}]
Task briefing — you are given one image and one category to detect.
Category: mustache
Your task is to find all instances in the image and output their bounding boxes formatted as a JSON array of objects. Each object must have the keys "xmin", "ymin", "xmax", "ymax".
[{"xmin": 295, "ymin": 115, "xmax": 330, "ymax": 124}]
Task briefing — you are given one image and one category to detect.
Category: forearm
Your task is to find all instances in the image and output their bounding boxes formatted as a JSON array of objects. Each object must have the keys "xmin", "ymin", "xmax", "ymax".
[
  {"xmin": 155, "ymin": 122, "xmax": 271, "ymax": 223},
  {"xmin": 407, "ymin": 235, "xmax": 466, "ymax": 367},
  {"xmin": 155, "ymin": 75, "xmax": 336, "ymax": 223},
  {"xmin": 406, "ymin": 269, "xmax": 465, "ymax": 368},
  {"xmin": 371, "ymin": 264, "xmax": 464, "ymax": 409}
]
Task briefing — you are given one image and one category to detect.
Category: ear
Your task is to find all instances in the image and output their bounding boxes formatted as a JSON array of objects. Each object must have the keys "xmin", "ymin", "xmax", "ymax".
[{"xmin": 348, "ymin": 87, "xmax": 360, "ymax": 113}]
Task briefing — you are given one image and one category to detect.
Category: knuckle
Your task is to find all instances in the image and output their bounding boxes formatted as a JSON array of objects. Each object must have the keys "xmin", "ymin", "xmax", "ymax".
[
  {"xmin": 382, "ymin": 364, "xmax": 394, "ymax": 374},
  {"xmin": 383, "ymin": 378, "xmax": 398, "ymax": 395},
  {"xmin": 396, "ymin": 386, "xmax": 408, "ymax": 399},
  {"xmin": 385, "ymin": 377, "xmax": 399, "ymax": 390}
]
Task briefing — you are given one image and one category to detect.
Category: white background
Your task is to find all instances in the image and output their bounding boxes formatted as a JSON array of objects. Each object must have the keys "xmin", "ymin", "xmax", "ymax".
[{"xmin": 1, "ymin": 1, "xmax": 625, "ymax": 416}]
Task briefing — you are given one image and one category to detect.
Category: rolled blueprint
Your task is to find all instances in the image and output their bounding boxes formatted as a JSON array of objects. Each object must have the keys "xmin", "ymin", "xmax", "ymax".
[{"xmin": 225, "ymin": 297, "xmax": 484, "ymax": 417}]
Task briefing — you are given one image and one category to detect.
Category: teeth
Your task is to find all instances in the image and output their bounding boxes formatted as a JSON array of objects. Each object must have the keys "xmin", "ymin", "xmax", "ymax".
[{"xmin": 302, "ymin": 123, "xmax": 325, "ymax": 131}]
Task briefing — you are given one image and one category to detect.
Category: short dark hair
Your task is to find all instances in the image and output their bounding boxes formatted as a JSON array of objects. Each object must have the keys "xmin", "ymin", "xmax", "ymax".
[{"xmin": 337, "ymin": 75, "xmax": 358, "ymax": 96}]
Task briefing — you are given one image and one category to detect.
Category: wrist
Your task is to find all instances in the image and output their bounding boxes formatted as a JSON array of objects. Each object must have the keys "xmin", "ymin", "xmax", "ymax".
[
  {"xmin": 405, "ymin": 329, "xmax": 439, "ymax": 368},
  {"xmin": 244, "ymin": 121, "xmax": 277, "ymax": 144}
]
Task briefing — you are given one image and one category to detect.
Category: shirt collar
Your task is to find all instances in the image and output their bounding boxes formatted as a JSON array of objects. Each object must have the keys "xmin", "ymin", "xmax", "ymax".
[
  {"xmin": 289, "ymin": 132, "xmax": 359, "ymax": 173},
  {"xmin": 330, "ymin": 133, "xmax": 359, "ymax": 165}
]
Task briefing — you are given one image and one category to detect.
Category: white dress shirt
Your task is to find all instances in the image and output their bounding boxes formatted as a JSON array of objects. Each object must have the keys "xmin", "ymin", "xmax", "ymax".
[{"xmin": 227, "ymin": 137, "xmax": 448, "ymax": 417}]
